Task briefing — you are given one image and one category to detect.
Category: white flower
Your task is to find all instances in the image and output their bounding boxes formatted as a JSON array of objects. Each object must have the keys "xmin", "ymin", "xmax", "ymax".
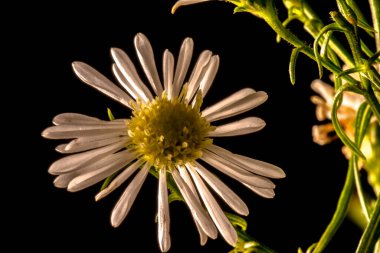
[
  {"xmin": 42, "ymin": 33, "xmax": 285, "ymax": 252},
  {"xmin": 310, "ymin": 79, "xmax": 365, "ymax": 146}
]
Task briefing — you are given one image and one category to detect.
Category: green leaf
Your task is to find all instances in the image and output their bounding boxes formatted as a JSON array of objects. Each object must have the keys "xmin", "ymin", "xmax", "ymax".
[
  {"xmin": 312, "ymin": 157, "xmax": 355, "ymax": 253},
  {"xmin": 367, "ymin": 50, "xmax": 380, "ymax": 65},
  {"xmin": 336, "ymin": 66, "xmax": 365, "ymax": 79},
  {"xmin": 346, "ymin": 0, "xmax": 375, "ymax": 37},
  {"xmin": 331, "ymin": 90, "xmax": 366, "ymax": 159},
  {"xmin": 354, "ymin": 102, "xmax": 372, "ymax": 145},
  {"xmin": 289, "ymin": 47, "xmax": 303, "ymax": 85},
  {"xmin": 107, "ymin": 108, "xmax": 115, "ymax": 121},
  {"xmin": 352, "ymin": 102, "xmax": 373, "ymax": 222},
  {"xmin": 225, "ymin": 212, "xmax": 248, "ymax": 231},
  {"xmin": 357, "ymin": 19, "xmax": 376, "ymax": 34},
  {"xmin": 168, "ymin": 191, "xmax": 183, "ymax": 204},
  {"xmin": 276, "ymin": 16, "xmax": 297, "ymax": 43},
  {"xmin": 100, "ymin": 173, "xmax": 117, "ymax": 191},
  {"xmin": 313, "ymin": 23, "xmax": 344, "ymax": 78},
  {"xmin": 320, "ymin": 31, "xmax": 333, "ymax": 59},
  {"xmin": 356, "ymin": 195, "xmax": 380, "ymax": 253}
]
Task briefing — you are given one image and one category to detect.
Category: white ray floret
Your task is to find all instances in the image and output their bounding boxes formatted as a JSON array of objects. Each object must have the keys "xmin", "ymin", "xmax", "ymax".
[{"xmin": 111, "ymin": 163, "xmax": 150, "ymax": 227}]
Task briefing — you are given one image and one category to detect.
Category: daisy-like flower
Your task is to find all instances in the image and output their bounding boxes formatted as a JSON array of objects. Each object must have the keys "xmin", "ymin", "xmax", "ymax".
[
  {"xmin": 42, "ymin": 33, "xmax": 285, "ymax": 252},
  {"xmin": 310, "ymin": 79, "xmax": 365, "ymax": 147}
]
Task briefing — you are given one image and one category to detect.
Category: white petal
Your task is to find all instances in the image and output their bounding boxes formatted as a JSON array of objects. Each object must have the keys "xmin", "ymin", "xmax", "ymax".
[
  {"xmin": 178, "ymin": 165, "xmax": 198, "ymax": 195},
  {"xmin": 311, "ymin": 79, "xmax": 334, "ymax": 105},
  {"xmin": 55, "ymin": 143, "xmax": 68, "ymax": 153},
  {"xmin": 198, "ymin": 55, "xmax": 219, "ymax": 99},
  {"xmin": 54, "ymin": 173, "xmax": 78, "ymax": 188},
  {"xmin": 201, "ymin": 151, "xmax": 275, "ymax": 189},
  {"xmin": 177, "ymin": 165, "xmax": 209, "ymax": 245},
  {"xmin": 208, "ymin": 117, "xmax": 265, "ymax": 137},
  {"xmin": 242, "ymin": 184, "xmax": 275, "ymax": 199},
  {"xmin": 186, "ymin": 50, "xmax": 213, "ymax": 102},
  {"xmin": 191, "ymin": 162, "xmax": 249, "ymax": 216},
  {"xmin": 342, "ymin": 91, "xmax": 364, "ymax": 110},
  {"xmin": 53, "ymin": 163, "xmax": 97, "ymax": 188},
  {"xmin": 48, "ymin": 139, "xmax": 127, "ymax": 175},
  {"xmin": 95, "ymin": 159, "xmax": 144, "ymax": 201},
  {"xmin": 42, "ymin": 123, "xmax": 127, "ymax": 140},
  {"xmin": 158, "ymin": 167, "xmax": 171, "ymax": 252},
  {"xmin": 53, "ymin": 175, "xmax": 71, "ymax": 188},
  {"xmin": 203, "ymin": 91, "xmax": 268, "ymax": 122},
  {"xmin": 112, "ymin": 64, "xmax": 139, "ymax": 101},
  {"xmin": 55, "ymin": 133, "xmax": 127, "ymax": 154},
  {"xmin": 172, "ymin": 0, "xmax": 215, "ymax": 14},
  {"xmin": 163, "ymin": 50, "xmax": 175, "ymax": 99},
  {"xmin": 111, "ymin": 48, "xmax": 153, "ymax": 101},
  {"xmin": 187, "ymin": 165, "xmax": 238, "ymax": 247},
  {"xmin": 72, "ymin": 62, "xmax": 133, "ymax": 108},
  {"xmin": 59, "ymin": 136, "xmax": 124, "ymax": 154},
  {"xmin": 134, "ymin": 33, "xmax": 163, "ymax": 96},
  {"xmin": 53, "ymin": 113, "xmax": 101, "ymax": 125},
  {"xmin": 207, "ymin": 145, "xmax": 285, "ymax": 179},
  {"xmin": 68, "ymin": 150, "xmax": 137, "ymax": 192},
  {"xmin": 173, "ymin": 37, "xmax": 194, "ymax": 98},
  {"xmin": 171, "ymin": 168, "xmax": 217, "ymax": 239},
  {"xmin": 111, "ymin": 163, "xmax": 150, "ymax": 227},
  {"xmin": 201, "ymin": 88, "xmax": 255, "ymax": 117}
]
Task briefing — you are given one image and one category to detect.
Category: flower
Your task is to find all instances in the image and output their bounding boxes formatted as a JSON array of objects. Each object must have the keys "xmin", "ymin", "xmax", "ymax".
[
  {"xmin": 42, "ymin": 33, "xmax": 285, "ymax": 252},
  {"xmin": 310, "ymin": 63, "xmax": 380, "ymax": 158},
  {"xmin": 310, "ymin": 73, "xmax": 380, "ymax": 195},
  {"xmin": 310, "ymin": 79, "xmax": 364, "ymax": 147}
]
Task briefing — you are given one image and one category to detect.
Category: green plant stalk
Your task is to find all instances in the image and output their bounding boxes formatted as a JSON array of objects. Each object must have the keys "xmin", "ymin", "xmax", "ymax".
[
  {"xmin": 352, "ymin": 155, "xmax": 370, "ymax": 221},
  {"xmin": 365, "ymin": 85, "xmax": 380, "ymax": 125},
  {"xmin": 369, "ymin": 0, "xmax": 380, "ymax": 51},
  {"xmin": 337, "ymin": 14, "xmax": 380, "ymax": 124},
  {"xmin": 312, "ymin": 158, "xmax": 355, "ymax": 253},
  {"xmin": 246, "ymin": 2, "xmax": 357, "ymax": 84},
  {"xmin": 235, "ymin": 229, "xmax": 276, "ymax": 253},
  {"xmin": 356, "ymin": 195, "xmax": 380, "ymax": 253},
  {"xmin": 296, "ymin": 1, "xmax": 355, "ymax": 67}
]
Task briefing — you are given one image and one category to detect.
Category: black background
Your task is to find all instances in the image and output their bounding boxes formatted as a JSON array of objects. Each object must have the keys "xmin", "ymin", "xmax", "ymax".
[{"xmin": 15, "ymin": 0, "xmax": 371, "ymax": 252}]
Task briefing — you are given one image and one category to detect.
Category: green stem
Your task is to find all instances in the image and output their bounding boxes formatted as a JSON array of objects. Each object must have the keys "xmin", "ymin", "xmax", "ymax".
[
  {"xmin": 356, "ymin": 195, "xmax": 380, "ymax": 253},
  {"xmin": 312, "ymin": 158, "xmax": 355, "ymax": 253},
  {"xmin": 252, "ymin": 3, "xmax": 357, "ymax": 84},
  {"xmin": 369, "ymin": 0, "xmax": 380, "ymax": 51},
  {"xmin": 300, "ymin": 1, "xmax": 355, "ymax": 67},
  {"xmin": 352, "ymin": 155, "xmax": 370, "ymax": 221},
  {"xmin": 235, "ymin": 229, "xmax": 276, "ymax": 253},
  {"xmin": 365, "ymin": 85, "xmax": 380, "ymax": 124}
]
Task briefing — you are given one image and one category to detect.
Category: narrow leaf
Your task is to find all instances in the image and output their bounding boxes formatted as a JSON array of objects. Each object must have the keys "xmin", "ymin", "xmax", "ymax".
[
  {"xmin": 289, "ymin": 47, "xmax": 303, "ymax": 85},
  {"xmin": 331, "ymin": 91, "xmax": 366, "ymax": 159}
]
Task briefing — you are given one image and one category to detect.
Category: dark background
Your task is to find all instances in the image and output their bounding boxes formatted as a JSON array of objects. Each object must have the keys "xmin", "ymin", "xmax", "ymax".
[{"xmin": 15, "ymin": 0, "xmax": 371, "ymax": 252}]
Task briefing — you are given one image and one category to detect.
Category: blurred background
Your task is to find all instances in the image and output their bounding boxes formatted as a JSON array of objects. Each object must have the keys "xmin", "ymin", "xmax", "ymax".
[{"xmin": 20, "ymin": 0, "xmax": 370, "ymax": 252}]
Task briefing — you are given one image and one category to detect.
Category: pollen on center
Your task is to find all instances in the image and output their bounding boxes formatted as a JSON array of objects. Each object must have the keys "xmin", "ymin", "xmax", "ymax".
[{"xmin": 126, "ymin": 93, "xmax": 214, "ymax": 170}]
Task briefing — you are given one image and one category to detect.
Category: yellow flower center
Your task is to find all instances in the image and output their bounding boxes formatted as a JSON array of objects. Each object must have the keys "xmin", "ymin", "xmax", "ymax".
[{"xmin": 126, "ymin": 91, "xmax": 214, "ymax": 170}]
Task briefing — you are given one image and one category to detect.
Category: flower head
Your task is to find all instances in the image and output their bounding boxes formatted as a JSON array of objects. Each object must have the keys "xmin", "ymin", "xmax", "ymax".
[
  {"xmin": 42, "ymin": 33, "xmax": 285, "ymax": 252},
  {"xmin": 310, "ymin": 79, "xmax": 364, "ymax": 146}
]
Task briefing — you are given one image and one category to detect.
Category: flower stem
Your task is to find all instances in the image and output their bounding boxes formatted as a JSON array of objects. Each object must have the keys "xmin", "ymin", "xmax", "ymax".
[
  {"xmin": 294, "ymin": 1, "xmax": 355, "ymax": 67},
  {"xmin": 250, "ymin": 2, "xmax": 357, "ymax": 83},
  {"xmin": 312, "ymin": 158, "xmax": 354, "ymax": 253},
  {"xmin": 364, "ymin": 85, "xmax": 380, "ymax": 125},
  {"xmin": 352, "ymin": 156, "xmax": 370, "ymax": 221},
  {"xmin": 369, "ymin": 0, "xmax": 380, "ymax": 51},
  {"xmin": 235, "ymin": 229, "xmax": 277, "ymax": 253},
  {"xmin": 355, "ymin": 195, "xmax": 380, "ymax": 253}
]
